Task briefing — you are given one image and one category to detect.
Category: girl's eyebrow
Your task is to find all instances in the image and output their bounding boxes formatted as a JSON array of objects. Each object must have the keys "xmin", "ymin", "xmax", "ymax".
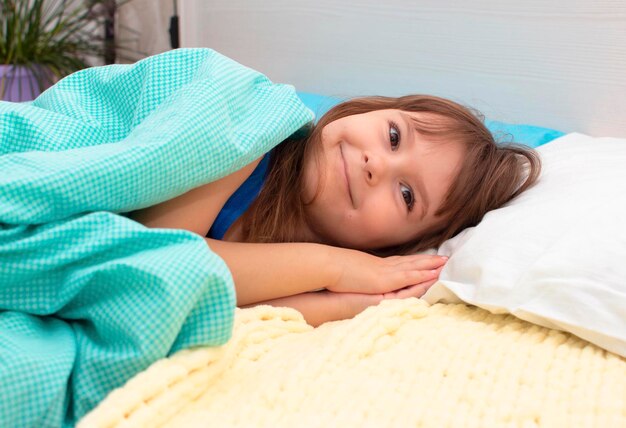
[{"xmin": 399, "ymin": 112, "xmax": 430, "ymax": 220}]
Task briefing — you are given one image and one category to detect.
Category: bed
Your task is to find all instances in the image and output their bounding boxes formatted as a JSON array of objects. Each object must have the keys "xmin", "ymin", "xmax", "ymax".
[
  {"xmin": 79, "ymin": 301, "xmax": 625, "ymax": 427},
  {"xmin": 78, "ymin": 128, "xmax": 626, "ymax": 428},
  {"xmin": 2, "ymin": 1, "xmax": 626, "ymax": 427}
]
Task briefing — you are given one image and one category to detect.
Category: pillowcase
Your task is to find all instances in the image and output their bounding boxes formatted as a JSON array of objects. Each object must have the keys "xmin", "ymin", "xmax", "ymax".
[
  {"xmin": 424, "ymin": 133, "xmax": 626, "ymax": 357},
  {"xmin": 296, "ymin": 92, "xmax": 564, "ymax": 148}
]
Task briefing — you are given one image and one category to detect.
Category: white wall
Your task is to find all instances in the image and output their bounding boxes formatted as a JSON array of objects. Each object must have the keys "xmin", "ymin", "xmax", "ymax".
[
  {"xmin": 117, "ymin": 0, "xmax": 174, "ymax": 62},
  {"xmin": 179, "ymin": 0, "xmax": 626, "ymax": 136}
]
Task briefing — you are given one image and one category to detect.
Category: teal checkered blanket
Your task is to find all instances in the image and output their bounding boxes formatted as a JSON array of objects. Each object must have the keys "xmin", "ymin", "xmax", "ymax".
[{"xmin": 0, "ymin": 48, "xmax": 313, "ymax": 427}]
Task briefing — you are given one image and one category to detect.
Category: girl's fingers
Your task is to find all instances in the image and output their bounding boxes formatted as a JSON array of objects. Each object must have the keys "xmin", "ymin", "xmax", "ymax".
[
  {"xmin": 385, "ymin": 278, "xmax": 439, "ymax": 299},
  {"xmin": 404, "ymin": 278, "xmax": 438, "ymax": 298},
  {"xmin": 392, "ymin": 255, "xmax": 448, "ymax": 270},
  {"xmin": 395, "ymin": 263, "xmax": 444, "ymax": 286},
  {"xmin": 389, "ymin": 253, "xmax": 442, "ymax": 261},
  {"xmin": 378, "ymin": 262, "xmax": 445, "ymax": 294},
  {"xmin": 414, "ymin": 255, "xmax": 448, "ymax": 269},
  {"xmin": 340, "ymin": 253, "xmax": 448, "ymax": 295}
]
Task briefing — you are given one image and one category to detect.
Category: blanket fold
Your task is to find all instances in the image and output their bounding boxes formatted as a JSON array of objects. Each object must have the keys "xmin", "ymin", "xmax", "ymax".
[{"xmin": 0, "ymin": 48, "xmax": 313, "ymax": 427}]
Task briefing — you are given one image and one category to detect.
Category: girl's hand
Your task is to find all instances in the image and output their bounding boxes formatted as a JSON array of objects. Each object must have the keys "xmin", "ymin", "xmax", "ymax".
[
  {"xmin": 326, "ymin": 247, "xmax": 447, "ymax": 295},
  {"xmin": 379, "ymin": 272, "xmax": 441, "ymax": 300},
  {"xmin": 242, "ymin": 266, "xmax": 442, "ymax": 327},
  {"xmin": 333, "ymin": 273, "xmax": 440, "ymax": 321}
]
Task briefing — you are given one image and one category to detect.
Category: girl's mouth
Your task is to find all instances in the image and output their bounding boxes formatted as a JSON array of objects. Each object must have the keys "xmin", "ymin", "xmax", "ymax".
[{"xmin": 340, "ymin": 144, "xmax": 355, "ymax": 208}]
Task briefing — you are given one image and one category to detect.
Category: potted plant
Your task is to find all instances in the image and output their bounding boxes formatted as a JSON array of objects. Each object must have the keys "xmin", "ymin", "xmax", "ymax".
[{"xmin": 0, "ymin": 0, "xmax": 135, "ymax": 102}]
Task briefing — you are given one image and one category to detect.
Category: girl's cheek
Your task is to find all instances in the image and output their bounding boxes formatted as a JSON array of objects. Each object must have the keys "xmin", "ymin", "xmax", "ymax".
[{"xmin": 363, "ymin": 209, "xmax": 393, "ymax": 235}]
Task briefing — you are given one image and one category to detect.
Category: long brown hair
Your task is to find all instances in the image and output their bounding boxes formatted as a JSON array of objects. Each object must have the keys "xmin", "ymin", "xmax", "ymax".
[{"xmin": 240, "ymin": 95, "xmax": 541, "ymax": 254}]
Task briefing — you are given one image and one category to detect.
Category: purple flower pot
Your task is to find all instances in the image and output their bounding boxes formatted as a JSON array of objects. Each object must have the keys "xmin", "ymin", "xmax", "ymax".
[{"xmin": 0, "ymin": 64, "xmax": 54, "ymax": 102}]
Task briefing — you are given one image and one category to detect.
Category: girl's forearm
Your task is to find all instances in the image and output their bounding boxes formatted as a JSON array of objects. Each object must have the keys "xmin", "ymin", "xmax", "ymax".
[
  {"xmin": 205, "ymin": 238, "xmax": 341, "ymax": 306},
  {"xmin": 243, "ymin": 291, "xmax": 379, "ymax": 327}
]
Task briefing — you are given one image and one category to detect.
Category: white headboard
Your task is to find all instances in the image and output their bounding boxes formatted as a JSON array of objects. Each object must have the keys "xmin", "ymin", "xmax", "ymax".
[{"xmin": 179, "ymin": 0, "xmax": 626, "ymax": 137}]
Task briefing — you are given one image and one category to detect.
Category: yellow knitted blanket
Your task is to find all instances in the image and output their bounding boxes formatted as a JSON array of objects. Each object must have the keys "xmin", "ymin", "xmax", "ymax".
[{"xmin": 79, "ymin": 300, "xmax": 626, "ymax": 427}]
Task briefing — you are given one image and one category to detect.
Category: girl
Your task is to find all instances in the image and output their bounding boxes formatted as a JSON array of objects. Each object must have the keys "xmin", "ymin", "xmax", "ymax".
[{"xmin": 130, "ymin": 95, "xmax": 540, "ymax": 326}]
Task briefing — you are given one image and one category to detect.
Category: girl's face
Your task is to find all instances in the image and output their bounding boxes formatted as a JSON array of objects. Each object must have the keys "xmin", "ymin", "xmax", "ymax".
[{"xmin": 302, "ymin": 109, "xmax": 465, "ymax": 250}]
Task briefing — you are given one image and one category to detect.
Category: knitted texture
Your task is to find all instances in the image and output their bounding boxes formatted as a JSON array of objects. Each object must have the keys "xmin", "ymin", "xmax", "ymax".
[{"xmin": 80, "ymin": 299, "xmax": 626, "ymax": 428}]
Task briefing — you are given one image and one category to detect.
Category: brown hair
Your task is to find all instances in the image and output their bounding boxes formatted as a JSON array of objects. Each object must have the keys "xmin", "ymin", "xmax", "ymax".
[{"xmin": 240, "ymin": 95, "xmax": 541, "ymax": 254}]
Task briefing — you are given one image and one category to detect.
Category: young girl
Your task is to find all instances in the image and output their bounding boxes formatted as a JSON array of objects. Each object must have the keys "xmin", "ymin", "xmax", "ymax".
[{"xmin": 130, "ymin": 95, "xmax": 540, "ymax": 326}]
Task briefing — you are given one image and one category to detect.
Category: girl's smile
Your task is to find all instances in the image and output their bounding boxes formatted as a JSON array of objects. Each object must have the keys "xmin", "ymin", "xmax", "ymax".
[
  {"xmin": 339, "ymin": 143, "xmax": 355, "ymax": 208},
  {"xmin": 302, "ymin": 109, "xmax": 465, "ymax": 250}
]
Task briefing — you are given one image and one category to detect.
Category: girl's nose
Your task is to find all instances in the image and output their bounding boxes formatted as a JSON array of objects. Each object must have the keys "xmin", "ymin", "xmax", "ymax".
[{"xmin": 363, "ymin": 151, "xmax": 387, "ymax": 185}]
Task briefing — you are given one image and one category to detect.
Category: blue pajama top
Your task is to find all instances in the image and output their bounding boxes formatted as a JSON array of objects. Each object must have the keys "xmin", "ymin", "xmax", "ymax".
[{"xmin": 207, "ymin": 154, "xmax": 270, "ymax": 239}]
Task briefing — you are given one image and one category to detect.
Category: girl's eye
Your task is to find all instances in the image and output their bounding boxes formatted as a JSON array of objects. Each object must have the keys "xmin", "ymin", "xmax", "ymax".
[
  {"xmin": 389, "ymin": 121, "xmax": 401, "ymax": 151},
  {"xmin": 400, "ymin": 184, "xmax": 415, "ymax": 211}
]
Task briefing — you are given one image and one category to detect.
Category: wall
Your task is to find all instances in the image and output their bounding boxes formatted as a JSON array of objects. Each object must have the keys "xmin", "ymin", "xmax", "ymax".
[
  {"xmin": 178, "ymin": 0, "xmax": 626, "ymax": 136},
  {"xmin": 117, "ymin": 0, "xmax": 175, "ymax": 62}
]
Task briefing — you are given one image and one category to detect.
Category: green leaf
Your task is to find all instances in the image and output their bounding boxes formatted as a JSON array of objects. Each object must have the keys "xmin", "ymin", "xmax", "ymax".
[{"xmin": 1, "ymin": 0, "xmax": 142, "ymax": 99}]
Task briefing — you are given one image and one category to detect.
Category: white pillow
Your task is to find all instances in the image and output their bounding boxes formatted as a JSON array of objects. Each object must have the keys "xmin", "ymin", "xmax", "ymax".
[{"xmin": 424, "ymin": 133, "xmax": 626, "ymax": 357}]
